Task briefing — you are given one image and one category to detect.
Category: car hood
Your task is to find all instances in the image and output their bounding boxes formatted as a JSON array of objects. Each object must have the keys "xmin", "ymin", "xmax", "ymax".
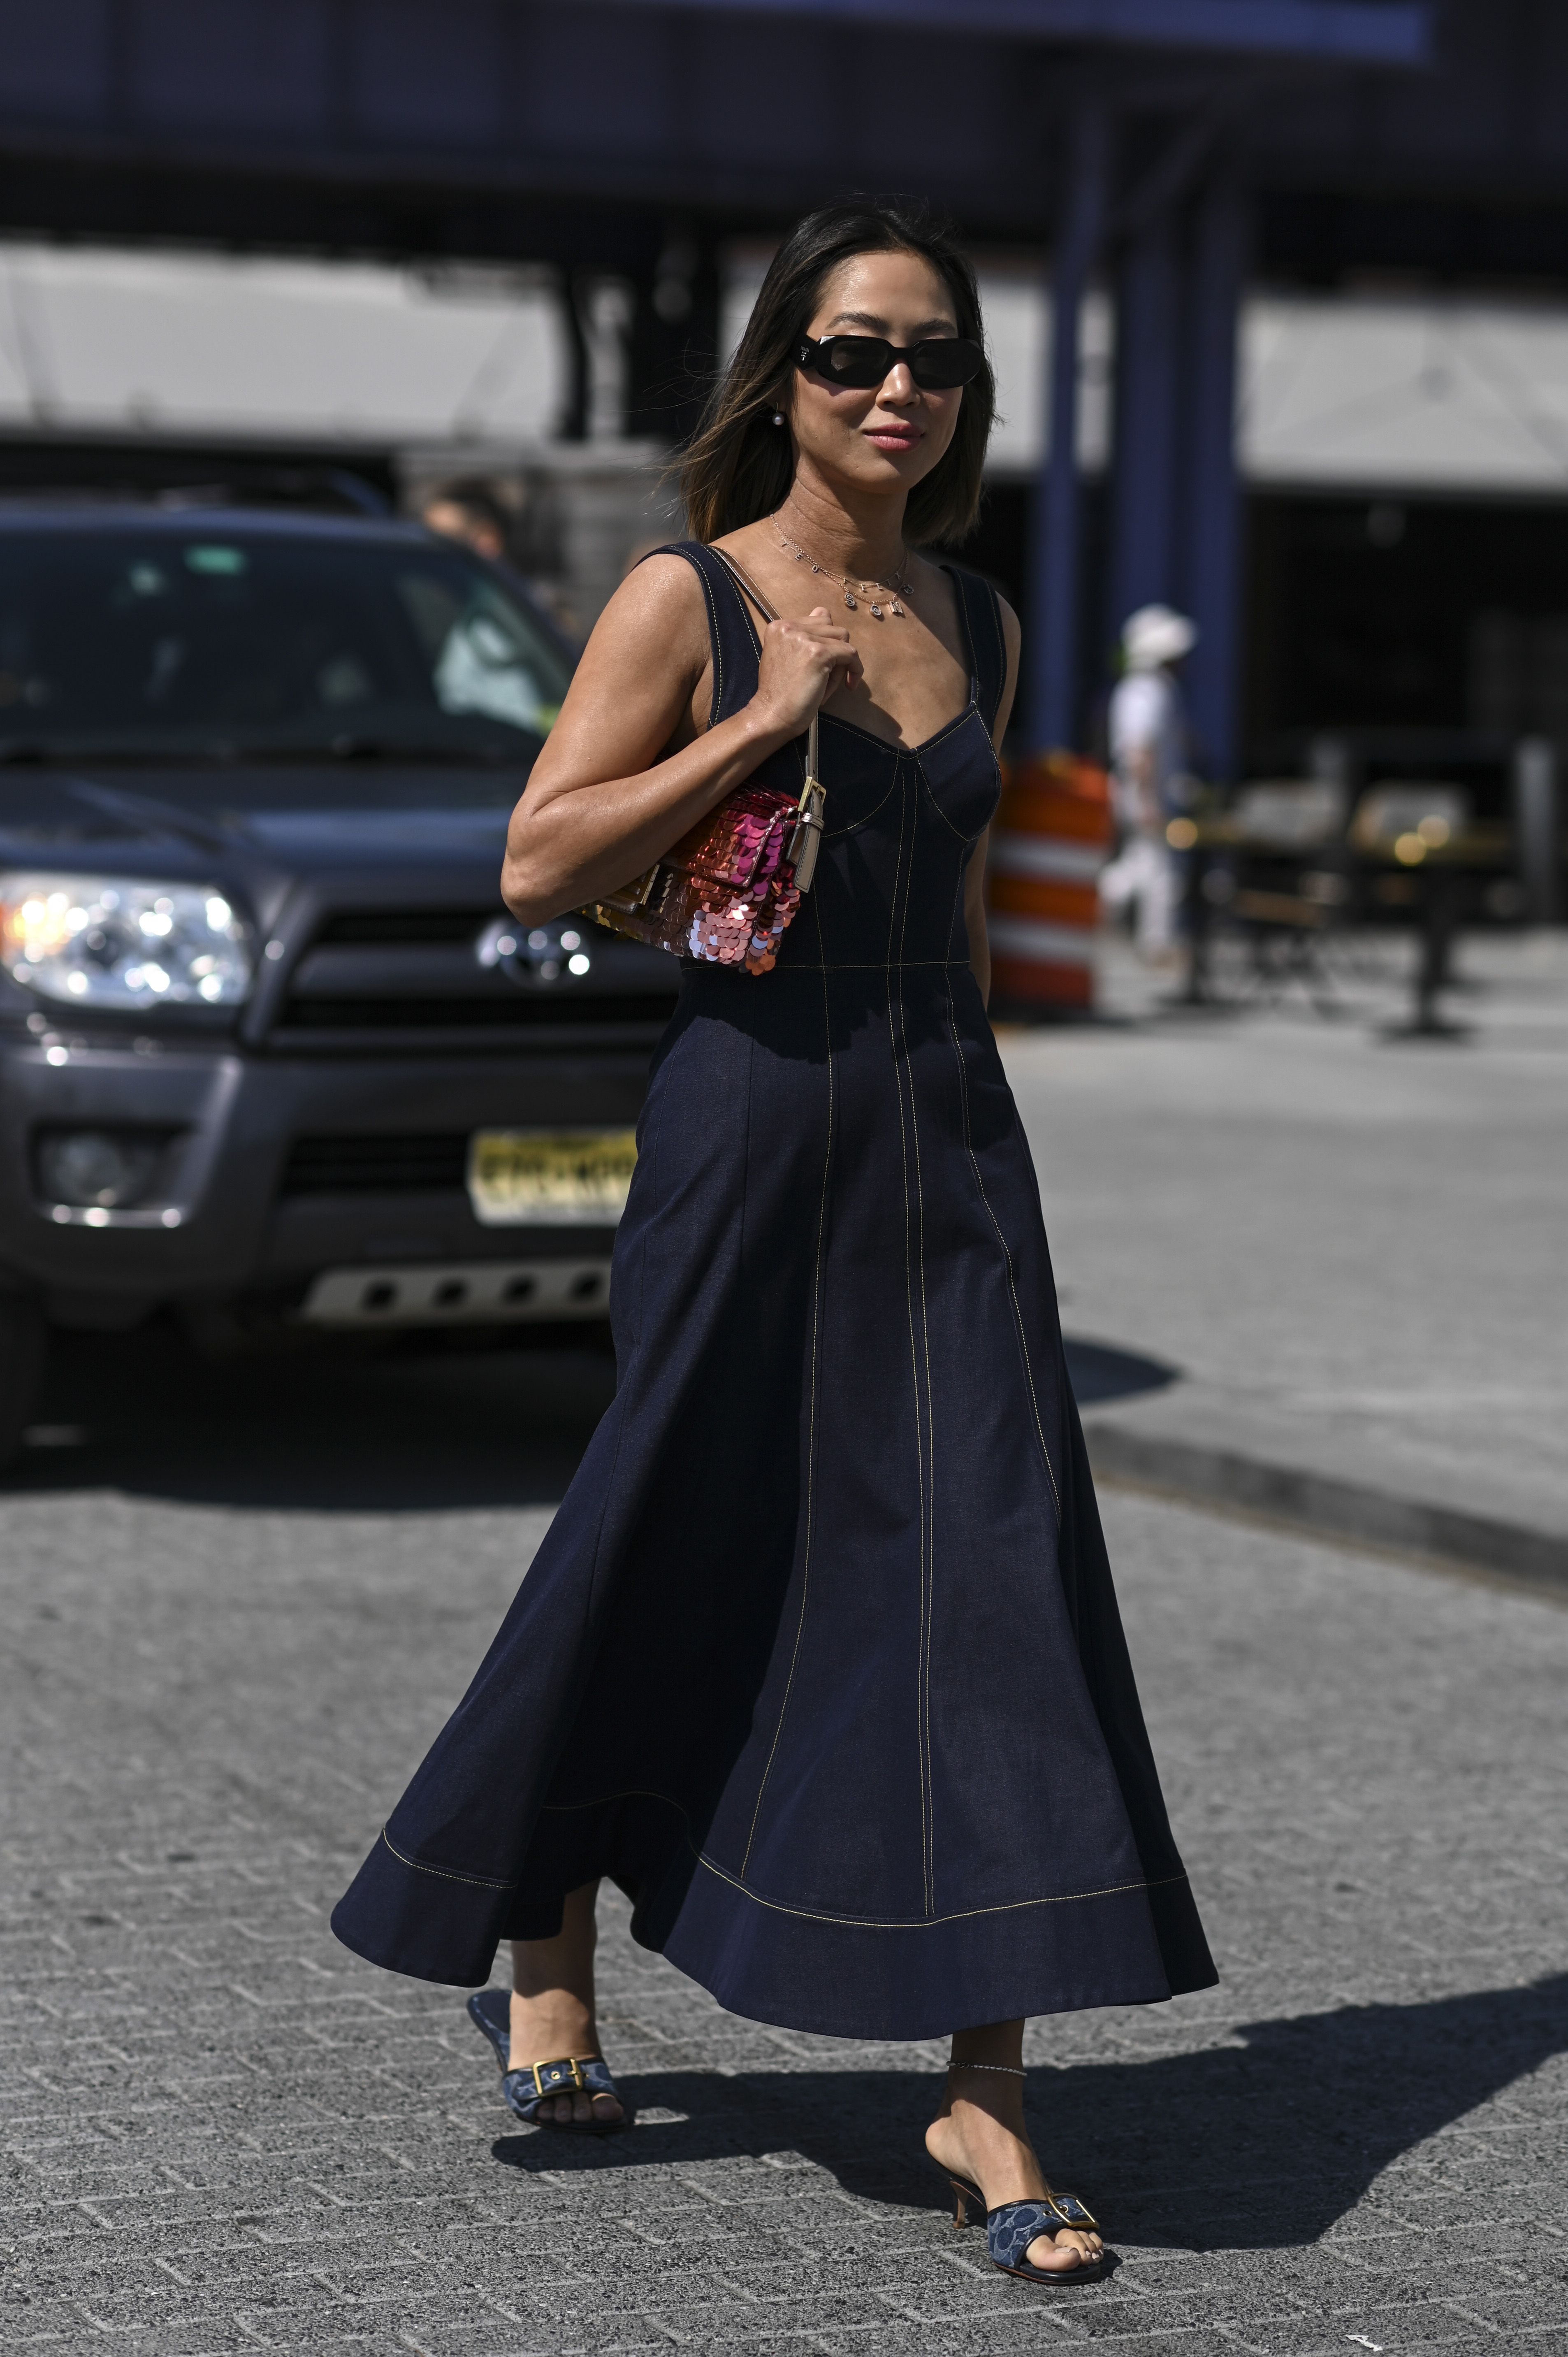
[{"xmin": 0, "ymin": 761, "xmax": 521, "ymax": 885}]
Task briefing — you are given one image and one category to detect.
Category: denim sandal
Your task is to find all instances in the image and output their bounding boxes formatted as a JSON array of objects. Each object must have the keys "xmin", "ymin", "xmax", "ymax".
[
  {"xmin": 466, "ymin": 1988, "xmax": 629, "ymax": 2132},
  {"xmin": 944, "ymin": 2166, "xmax": 1110, "ymax": 2284}
]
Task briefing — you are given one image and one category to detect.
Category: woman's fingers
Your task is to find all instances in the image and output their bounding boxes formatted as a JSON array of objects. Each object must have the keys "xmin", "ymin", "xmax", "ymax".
[
  {"xmin": 803, "ymin": 606, "xmax": 865, "ymax": 697},
  {"xmin": 802, "ymin": 606, "xmax": 863, "ymax": 679},
  {"xmin": 769, "ymin": 614, "xmax": 856, "ymax": 666},
  {"xmin": 753, "ymin": 605, "xmax": 865, "ymax": 733}
]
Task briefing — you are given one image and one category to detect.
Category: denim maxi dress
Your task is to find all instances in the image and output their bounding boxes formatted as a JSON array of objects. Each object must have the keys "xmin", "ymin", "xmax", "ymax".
[{"xmin": 332, "ymin": 543, "xmax": 1217, "ymax": 2039}]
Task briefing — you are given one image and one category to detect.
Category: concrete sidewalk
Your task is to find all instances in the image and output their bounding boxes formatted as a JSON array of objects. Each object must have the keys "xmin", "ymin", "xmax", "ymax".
[{"xmin": 1003, "ymin": 929, "xmax": 1568, "ymax": 1590}]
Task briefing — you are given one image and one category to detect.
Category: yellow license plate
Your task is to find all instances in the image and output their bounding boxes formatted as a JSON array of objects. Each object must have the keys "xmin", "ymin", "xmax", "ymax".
[{"xmin": 467, "ymin": 1129, "xmax": 638, "ymax": 1227}]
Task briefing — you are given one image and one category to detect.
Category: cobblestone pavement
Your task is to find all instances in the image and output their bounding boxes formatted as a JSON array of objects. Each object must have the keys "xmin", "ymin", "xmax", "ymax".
[{"xmin": 4, "ymin": 1352, "xmax": 1566, "ymax": 2356}]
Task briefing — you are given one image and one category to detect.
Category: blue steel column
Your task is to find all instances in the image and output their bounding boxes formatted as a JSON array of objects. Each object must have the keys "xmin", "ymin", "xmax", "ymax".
[
  {"xmin": 1180, "ymin": 166, "xmax": 1249, "ymax": 781},
  {"xmin": 1108, "ymin": 210, "xmax": 1181, "ymax": 636},
  {"xmin": 1027, "ymin": 101, "xmax": 1108, "ymax": 753}
]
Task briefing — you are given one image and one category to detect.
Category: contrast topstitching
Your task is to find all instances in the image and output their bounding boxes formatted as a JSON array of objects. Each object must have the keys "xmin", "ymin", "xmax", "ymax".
[
  {"xmin": 532, "ymin": 1783, "xmax": 1188, "ymax": 1930},
  {"xmin": 879, "ymin": 760, "xmax": 937, "ymax": 1916},
  {"xmin": 943, "ymin": 980, "xmax": 1062, "ymax": 1523},
  {"xmin": 735, "ymin": 884, "xmax": 837, "ymax": 1879}
]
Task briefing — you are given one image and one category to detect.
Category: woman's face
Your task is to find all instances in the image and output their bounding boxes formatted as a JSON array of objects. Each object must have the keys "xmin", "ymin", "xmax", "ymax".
[{"xmin": 787, "ymin": 249, "xmax": 965, "ymax": 504}]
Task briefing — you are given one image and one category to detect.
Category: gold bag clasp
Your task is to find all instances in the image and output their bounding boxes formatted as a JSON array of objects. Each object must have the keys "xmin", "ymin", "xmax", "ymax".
[{"xmin": 789, "ymin": 775, "xmax": 825, "ymax": 892}]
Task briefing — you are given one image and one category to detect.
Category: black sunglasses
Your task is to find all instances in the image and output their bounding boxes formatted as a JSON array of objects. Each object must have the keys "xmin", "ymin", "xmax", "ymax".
[{"xmin": 797, "ymin": 332, "xmax": 983, "ymax": 391}]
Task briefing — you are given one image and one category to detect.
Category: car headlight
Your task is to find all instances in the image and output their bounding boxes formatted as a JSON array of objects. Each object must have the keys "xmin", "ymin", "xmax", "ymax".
[{"xmin": 0, "ymin": 872, "xmax": 253, "ymax": 1009}]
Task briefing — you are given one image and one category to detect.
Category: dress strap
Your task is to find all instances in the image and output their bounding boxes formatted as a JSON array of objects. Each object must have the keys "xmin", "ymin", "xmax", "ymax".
[
  {"xmin": 941, "ymin": 564, "xmax": 1009, "ymax": 738},
  {"xmin": 631, "ymin": 539, "xmax": 762, "ymax": 729}
]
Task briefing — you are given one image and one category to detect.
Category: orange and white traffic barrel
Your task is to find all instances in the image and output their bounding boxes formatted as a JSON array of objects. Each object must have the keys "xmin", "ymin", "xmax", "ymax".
[{"xmin": 986, "ymin": 754, "xmax": 1113, "ymax": 1012}]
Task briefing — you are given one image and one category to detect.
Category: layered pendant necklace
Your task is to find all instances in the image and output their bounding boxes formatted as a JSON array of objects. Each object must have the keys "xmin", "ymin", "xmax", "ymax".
[{"xmin": 774, "ymin": 523, "xmax": 914, "ymax": 619}]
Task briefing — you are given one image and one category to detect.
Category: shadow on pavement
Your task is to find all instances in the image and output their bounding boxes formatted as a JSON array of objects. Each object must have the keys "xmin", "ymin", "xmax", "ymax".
[
  {"xmin": 491, "ymin": 1973, "xmax": 1568, "ymax": 2252},
  {"xmin": 4, "ymin": 1323, "xmax": 1171, "ymax": 1511},
  {"xmin": 1063, "ymin": 1336, "xmax": 1178, "ymax": 1408},
  {"xmin": 5, "ymin": 1318, "xmax": 617, "ymax": 1511}
]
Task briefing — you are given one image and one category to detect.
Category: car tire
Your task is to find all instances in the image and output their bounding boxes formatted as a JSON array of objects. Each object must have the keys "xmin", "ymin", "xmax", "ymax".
[{"xmin": 0, "ymin": 1296, "xmax": 45, "ymax": 1468}]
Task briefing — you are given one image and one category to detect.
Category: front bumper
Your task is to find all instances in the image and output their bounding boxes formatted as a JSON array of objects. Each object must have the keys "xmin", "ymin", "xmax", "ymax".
[{"xmin": 0, "ymin": 1030, "xmax": 647, "ymax": 1330}]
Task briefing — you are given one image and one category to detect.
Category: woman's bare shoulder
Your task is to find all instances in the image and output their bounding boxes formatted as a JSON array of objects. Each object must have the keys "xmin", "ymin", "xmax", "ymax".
[
  {"xmin": 593, "ymin": 548, "xmax": 709, "ymax": 638},
  {"xmin": 566, "ymin": 549, "xmax": 711, "ymax": 689},
  {"xmin": 522, "ymin": 549, "xmax": 714, "ymax": 790}
]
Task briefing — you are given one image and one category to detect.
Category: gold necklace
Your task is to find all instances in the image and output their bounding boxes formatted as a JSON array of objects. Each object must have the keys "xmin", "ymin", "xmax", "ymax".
[{"xmin": 773, "ymin": 524, "xmax": 913, "ymax": 619}]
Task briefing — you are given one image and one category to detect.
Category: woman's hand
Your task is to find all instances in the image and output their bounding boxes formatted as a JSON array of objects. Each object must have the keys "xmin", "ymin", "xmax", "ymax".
[{"xmin": 750, "ymin": 606, "xmax": 863, "ymax": 738}]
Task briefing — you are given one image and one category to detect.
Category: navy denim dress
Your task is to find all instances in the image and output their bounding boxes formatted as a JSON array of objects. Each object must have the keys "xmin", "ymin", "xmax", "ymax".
[{"xmin": 332, "ymin": 543, "xmax": 1216, "ymax": 2039}]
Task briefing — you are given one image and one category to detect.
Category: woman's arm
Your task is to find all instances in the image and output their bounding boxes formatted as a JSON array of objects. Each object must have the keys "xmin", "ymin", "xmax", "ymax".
[
  {"xmin": 965, "ymin": 594, "xmax": 1022, "ymax": 1009},
  {"xmin": 501, "ymin": 557, "xmax": 861, "ymax": 924}
]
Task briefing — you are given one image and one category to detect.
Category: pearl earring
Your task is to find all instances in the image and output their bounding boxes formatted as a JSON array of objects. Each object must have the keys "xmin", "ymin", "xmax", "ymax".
[{"xmin": 772, "ymin": 411, "xmax": 785, "ymax": 426}]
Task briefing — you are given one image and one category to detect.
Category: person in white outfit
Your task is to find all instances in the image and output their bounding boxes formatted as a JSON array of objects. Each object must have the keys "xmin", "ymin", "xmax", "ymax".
[{"xmin": 1099, "ymin": 604, "xmax": 1197, "ymax": 958}]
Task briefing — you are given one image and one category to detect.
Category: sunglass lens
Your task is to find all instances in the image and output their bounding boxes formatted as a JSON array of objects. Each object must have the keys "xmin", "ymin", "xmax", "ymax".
[
  {"xmin": 910, "ymin": 339, "xmax": 983, "ymax": 388},
  {"xmin": 821, "ymin": 337, "xmax": 895, "ymax": 386}
]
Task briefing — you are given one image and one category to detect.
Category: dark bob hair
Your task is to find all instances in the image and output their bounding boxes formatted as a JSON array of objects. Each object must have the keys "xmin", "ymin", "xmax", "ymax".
[{"xmin": 680, "ymin": 198, "xmax": 995, "ymax": 549}]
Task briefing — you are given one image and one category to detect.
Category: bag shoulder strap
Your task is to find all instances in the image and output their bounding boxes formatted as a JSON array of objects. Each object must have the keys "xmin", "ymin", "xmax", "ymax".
[{"xmin": 708, "ymin": 544, "xmax": 780, "ymax": 625}]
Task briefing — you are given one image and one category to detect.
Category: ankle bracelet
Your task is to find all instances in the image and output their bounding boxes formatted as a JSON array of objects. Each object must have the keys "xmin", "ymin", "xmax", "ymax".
[{"xmin": 949, "ymin": 2060, "xmax": 1026, "ymax": 2078}]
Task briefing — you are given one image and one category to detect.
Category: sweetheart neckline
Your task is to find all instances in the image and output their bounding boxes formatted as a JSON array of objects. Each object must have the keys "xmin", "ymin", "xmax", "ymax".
[{"xmin": 816, "ymin": 698, "xmax": 981, "ymax": 758}]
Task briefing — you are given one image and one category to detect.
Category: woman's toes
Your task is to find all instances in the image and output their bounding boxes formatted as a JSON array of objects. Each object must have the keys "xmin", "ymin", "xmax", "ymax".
[
  {"xmin": 590, "ymin": 2091, "xmax": 624, "ymax": 2124},
  {"xmin": 1025, "ymin": 2230, "xmax": 1095, "ymax": 2273},
  {"xmin": 554, "ymin": 2094, "xmax": 577, "ymax": 2123}
]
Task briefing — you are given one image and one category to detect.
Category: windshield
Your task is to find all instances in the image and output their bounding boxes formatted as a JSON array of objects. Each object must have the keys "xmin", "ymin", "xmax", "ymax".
[{"xmin": 0, "ymin": 527, "xmax": 573, "ymax": 763}]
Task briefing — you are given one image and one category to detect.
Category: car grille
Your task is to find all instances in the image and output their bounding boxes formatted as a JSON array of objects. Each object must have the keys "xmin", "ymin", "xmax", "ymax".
[
  {"xmin": 262, "ymin": 902, "xmax": 679, "ymax": 1051},
  {"xmin": 279, "ymin": 1133, "xmax": 470, "ymax": 1194},
  {"xmin": 276, "ymin": 993, "xmax": 677, "ymax": 1031},
  {"xmin": 311, "ymin": 908, "xmax": 499, "ymax": 945}
]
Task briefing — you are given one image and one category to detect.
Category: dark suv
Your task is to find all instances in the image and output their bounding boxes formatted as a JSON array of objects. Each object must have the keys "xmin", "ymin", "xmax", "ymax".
[{"xmin": 0, "ymin": 504, "xmax": 677, "ymax": 1459}]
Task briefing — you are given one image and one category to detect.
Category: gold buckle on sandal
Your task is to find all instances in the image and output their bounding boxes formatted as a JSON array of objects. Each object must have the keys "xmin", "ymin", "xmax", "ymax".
[{"xmin": 530, "ymin": 2057, "xmax": 586, "ymax": 2097}]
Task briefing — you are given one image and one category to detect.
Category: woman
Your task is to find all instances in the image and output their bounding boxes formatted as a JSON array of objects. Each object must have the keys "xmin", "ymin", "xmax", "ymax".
[{"xmin": 334, "ymin": 200, "xmax": 1215, "ymax": 2286}]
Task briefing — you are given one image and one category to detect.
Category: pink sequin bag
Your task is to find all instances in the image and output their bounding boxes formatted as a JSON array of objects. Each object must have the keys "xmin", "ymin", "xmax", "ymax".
[{"xmin": 587, "ymin": 556, "xmax": 825, "ymax": 977}]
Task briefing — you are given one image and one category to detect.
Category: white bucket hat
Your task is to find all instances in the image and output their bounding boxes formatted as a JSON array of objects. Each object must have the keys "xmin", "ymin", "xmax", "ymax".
[{"xmin": 1123, "ymin": 604, "xmax": 1197, "ymax": 671}]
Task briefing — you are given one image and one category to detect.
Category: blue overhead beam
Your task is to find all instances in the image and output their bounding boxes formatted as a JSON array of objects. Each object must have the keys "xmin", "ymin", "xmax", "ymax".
[{"xmin": 589, "ymin": 0, "xmax": 1430, "ymax": 66}]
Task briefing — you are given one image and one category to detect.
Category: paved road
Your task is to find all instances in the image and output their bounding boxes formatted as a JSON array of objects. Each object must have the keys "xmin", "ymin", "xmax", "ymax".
[{"xmin": 4, "ymin": 1340, "xmax": 1565, "ymax": 2354}]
